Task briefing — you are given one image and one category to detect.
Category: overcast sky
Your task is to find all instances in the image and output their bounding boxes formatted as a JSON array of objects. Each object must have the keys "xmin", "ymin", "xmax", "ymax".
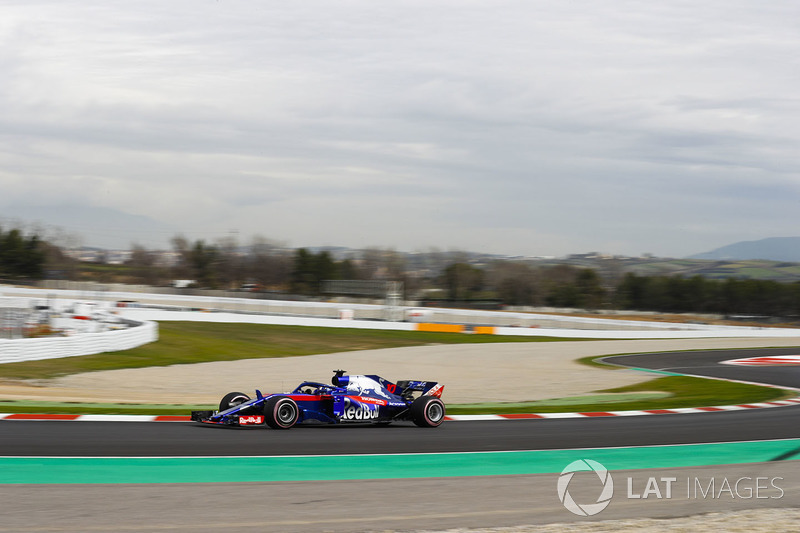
[{"xmin": 2, "ymin": 1, "xmax": 799, "ymax": 257}]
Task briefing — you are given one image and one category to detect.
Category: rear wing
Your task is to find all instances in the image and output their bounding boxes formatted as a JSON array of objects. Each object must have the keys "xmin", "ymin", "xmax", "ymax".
[
  {"xmin": 331, "ymin": 371, "xmax": 443, "ymax": 399},
  {"xmin": 395, "ymin": 380, "xmax": 444, "ymax": 399}
]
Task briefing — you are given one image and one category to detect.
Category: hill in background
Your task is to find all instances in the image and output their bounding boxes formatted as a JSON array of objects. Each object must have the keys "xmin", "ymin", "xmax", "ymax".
[{"xmin": 688, "ymin": 237, "xmax": 800, "ymax": 262}]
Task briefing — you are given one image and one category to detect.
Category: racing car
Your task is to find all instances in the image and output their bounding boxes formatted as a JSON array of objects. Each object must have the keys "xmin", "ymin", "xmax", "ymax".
[{"xmin": 190, "ymin": 370, "xmax": 445, "ymax": 429}]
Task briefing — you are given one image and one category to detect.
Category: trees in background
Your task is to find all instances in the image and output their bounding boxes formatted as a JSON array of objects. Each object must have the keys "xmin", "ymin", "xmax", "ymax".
[
  {"xmin": 125, "ymin": 240, "xmax": 800, "ymax": 319},
  {"xmin": 8, "ymin": 226, "xmax": 800, "ymax": 319},
  {"xmin": 489, "ymin": 261, "xmax": 541, "ymax": 306},
  {"xmin": 486, "ymin": 262, "xmax": 607, "ymax": 310},
  {"xmin": 544, "ymin": 267, "xmax": 606, "ymax": 309},
  {"xmin": 0, "ymin": 227, "xmax": 45, "ymax": 279},
  {"xmin": 488, "ymin": 263, "xmax": 800, "ymax": 317},
  {"xmin": 166, "ymin": 234, "xmax": 291, "ymax": 291},
  {"xmin": 441, "ymin": 262, "xmax": 484, "ymax": 300},
  {"xmin": 127, "ymin": 244, "xmax": 161, "ymax": 286},
  {"xmin": 614, "ymin": 273, "xmax": 800, "ymax": 317},
  {"xmin": 246, "ymin": 236, "xmax": 292, "ymax": 290},
  {"xmin": 290, "ymin": 248, "xmax": 331, "ymax": 295}
]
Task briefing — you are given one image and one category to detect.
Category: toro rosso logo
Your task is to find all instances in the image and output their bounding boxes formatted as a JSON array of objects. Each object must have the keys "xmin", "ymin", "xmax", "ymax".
[
  {"xmin": 238, "ymin": 415, "xmax": 264, "ymax": 425},
  {"xmin": 345, "ymin": 376, "xmax": 391, "ymax": 399}
]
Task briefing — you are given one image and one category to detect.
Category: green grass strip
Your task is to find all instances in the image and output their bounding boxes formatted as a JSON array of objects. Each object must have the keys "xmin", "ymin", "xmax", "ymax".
[
  {"xmin": 0, "ymin": 322, "xmax": 584, "ymax": 381},
  {"xmin": 2, "ymin": 439, "xmax": 798, "ymax": 484},
  {"xmin": 0, "ymin": 400, "xmax": 213, "ymax": 415}
]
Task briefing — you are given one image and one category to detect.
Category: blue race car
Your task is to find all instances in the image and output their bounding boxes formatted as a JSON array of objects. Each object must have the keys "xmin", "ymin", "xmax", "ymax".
[{"xmin": 190, "ymin": 370, "xmax": 446, "ymax": 429}]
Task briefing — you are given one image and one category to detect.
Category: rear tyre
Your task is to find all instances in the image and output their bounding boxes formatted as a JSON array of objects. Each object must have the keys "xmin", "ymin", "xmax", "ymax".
[
  {"xmin": 263, "ymin": 396, "xmax": 300, "ymax": 429},
  {"xmin": 219, "ymin": 392, "xmax": 251, "ymax": 412},
  {"xmin": 410, "ymin": 396, "xmax": 445, "ymax": 427}
]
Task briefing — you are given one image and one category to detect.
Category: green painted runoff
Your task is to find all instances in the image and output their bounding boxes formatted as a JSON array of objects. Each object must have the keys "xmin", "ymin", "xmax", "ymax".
[{"xmin": 2, "ymin": 439, "xmax": 799, "ymax": 484}]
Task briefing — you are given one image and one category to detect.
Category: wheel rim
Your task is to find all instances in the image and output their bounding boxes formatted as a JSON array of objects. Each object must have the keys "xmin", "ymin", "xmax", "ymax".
[
  {"xmin": 229, "ymin": 396, "xmax": 248, "ymax": 408},
  {"xmin": 427, "ymin": 401, "xmax": 444, "ymax": 423},
  {"xmin": 277, "ymin": 402, "xmax": 297, "ymax": 424}
]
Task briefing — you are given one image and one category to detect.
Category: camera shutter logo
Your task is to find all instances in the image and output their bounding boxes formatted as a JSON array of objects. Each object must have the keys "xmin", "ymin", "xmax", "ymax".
[{"xmin": 557, "ymin": 459, "xmax": 614, "ymax": 516}]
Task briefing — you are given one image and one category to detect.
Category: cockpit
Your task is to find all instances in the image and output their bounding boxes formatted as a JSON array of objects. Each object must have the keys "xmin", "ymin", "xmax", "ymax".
[{"xmin": 292, "ymin": 381, "xmax": 335, "ymax": 395}]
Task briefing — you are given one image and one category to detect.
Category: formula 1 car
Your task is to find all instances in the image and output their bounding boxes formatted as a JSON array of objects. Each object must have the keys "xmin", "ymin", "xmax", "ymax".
[{"xmin": 190, "ymin": 370, "xmax": 445, "ymax": 429}]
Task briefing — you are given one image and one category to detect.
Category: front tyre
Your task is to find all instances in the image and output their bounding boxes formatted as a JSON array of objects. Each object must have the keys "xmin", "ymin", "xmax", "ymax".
[
  {"xmin": 263, "ymin": 396, "xmax": 300, "ymax": 429},
  {"xmin": 410, "ymin": 396, "xmax": 445, "ymax": 427},
  {"xmin": 219, "ymin": 392, "xmax": 251, "ymax": 412}
]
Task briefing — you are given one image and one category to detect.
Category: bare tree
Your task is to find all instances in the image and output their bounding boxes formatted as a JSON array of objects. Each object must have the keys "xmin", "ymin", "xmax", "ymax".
[
  {"xmin": 215, "ymin": 234, "xmax": 244, "ymax": 289},
  {"xmin": 170, "ymin": 234, "xmax": 193, "ymax": 280},
  {"xmin": 486, "ymin": 261, "xmax": 542, "ymax": 306},
  {"xmin": 127, "ymin": 243, "xmax": 161, "ymax": 285},
  {"xmin": 247, "ymin": 235, "xmax": 292, "ymax": 290}
]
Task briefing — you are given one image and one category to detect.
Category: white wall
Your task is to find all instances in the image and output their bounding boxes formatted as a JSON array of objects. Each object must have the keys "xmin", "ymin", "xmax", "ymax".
[{"xmin": 0, "ymin": 320, "xmax": 158, "ymax": 365}]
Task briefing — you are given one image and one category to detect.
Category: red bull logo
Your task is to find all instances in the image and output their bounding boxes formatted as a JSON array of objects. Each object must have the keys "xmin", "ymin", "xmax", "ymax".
[
  {"xmin": 238, "ymin": 415, "xmax": 264, "ymax": 425},
  {"xmin": 342, "ymin": 397, "xmax": 380, "ymax": 420}
]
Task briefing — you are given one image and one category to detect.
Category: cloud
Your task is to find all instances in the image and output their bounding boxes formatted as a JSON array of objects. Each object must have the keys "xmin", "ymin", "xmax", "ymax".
[{"xmin": 1, "ymin": 1, "xmax": 799, "ymax": 257}]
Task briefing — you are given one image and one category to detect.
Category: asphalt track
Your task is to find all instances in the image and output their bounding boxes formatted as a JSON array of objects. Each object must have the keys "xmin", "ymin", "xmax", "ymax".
[
  {"xmin": 2, "ymin": 346, "xmax": 800, "ymax": 532},
  {"xmin": 600, "ymin": 346, "xmax": 800, "ymax": 390},
  {"xmin": 2, "ymin": 400, "xmax": 800, "ymax": 459}
]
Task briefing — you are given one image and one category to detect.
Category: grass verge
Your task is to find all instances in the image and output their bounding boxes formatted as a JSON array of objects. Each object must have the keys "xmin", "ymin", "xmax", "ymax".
[{"xmin": 0, "ymin": 400, "xmax": 210, "ymax": 416}]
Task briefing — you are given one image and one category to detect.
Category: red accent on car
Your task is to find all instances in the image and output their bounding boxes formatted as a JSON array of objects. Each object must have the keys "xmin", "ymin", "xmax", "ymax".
[
  {"xmin": 427, "ymin": 384, "xmax": 444, "ymax": 398},
  {"xmin": 347, "ymin": 396, "xmax": 388, "ymax": 406},
  {"xmin": 287, "ymin": 394, "xmax": 325, "ymax": 401},
  {"xmin": 239, "ymin": 415, "xmax": 265, "ymax": 425}
]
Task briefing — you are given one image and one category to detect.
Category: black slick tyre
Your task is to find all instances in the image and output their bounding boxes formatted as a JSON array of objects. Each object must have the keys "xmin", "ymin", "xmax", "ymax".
[
  {"xmin": 219, "ymin": 392, "xmax": 251, "ymax": 412},
  {"xmin": 410, "ymin": 395, "xmax": 445, "ymax": 427},
  {"xmin": 263, "ymin": 396, "xmax": 300, "ymax": 429}
]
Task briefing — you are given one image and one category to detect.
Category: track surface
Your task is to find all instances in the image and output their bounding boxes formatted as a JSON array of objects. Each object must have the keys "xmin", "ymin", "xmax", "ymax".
[
  {"xmin": 2, "ymin": 346, "xmax": 800, "ymax": 533},
  {"xmin": 601, "ymin": 346, "xmax": 800, "ymax": 389},
  {"xmin": 1, "ymin": 347, "xmax": 799, "ymax": 457}
]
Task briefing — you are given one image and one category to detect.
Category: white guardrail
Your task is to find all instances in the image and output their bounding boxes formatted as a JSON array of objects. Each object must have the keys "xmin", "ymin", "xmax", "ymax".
[
  {"xmin": 0, "ymin": 320, "xmax": 158, "ymax": 365},
  {"xmin": 1, "ymin": 286, "xmax": 800, "ymax": 365}
]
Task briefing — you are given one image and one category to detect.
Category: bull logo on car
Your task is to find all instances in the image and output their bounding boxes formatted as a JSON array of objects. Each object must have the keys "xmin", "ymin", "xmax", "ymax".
[{"xmin": 345, "ymin": 376, "xmax": 391, "ymax": 399}]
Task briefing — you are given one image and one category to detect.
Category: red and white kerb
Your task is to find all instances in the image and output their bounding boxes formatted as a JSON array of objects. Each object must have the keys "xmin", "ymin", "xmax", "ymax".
[{"xmin": 722, "ymin": 355, "xmax": 800, "ymax": 366}]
